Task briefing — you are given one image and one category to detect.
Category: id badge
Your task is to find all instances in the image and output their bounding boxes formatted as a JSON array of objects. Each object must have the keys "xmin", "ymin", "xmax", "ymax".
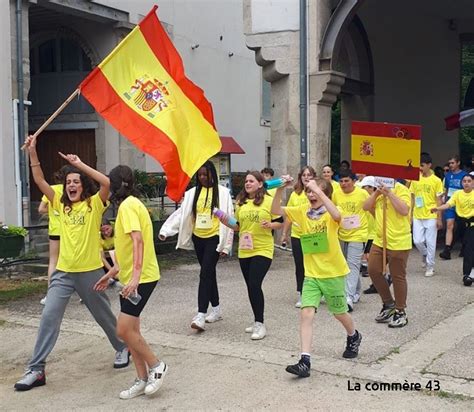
[
  {"xmin": 341, "ymin": 215, "xmax": 361, "ymax": 230},
  {"xmin": 415, "ymin": 196, "xmax": 424, "ymax": 208},
  {"xmin": 447, "ymin": 187, "xmax": 457, "ymax": 198},
  {"xmin": 300, "ymin": 232, "xmax": 329, "ymax": 254},
  {"xmin": 239, "ymin": 232, "xmax": 254, "ymax": 250},
  {"xmin": 196, "ymin": 213, "xmax": 213, "ymax": 229}
]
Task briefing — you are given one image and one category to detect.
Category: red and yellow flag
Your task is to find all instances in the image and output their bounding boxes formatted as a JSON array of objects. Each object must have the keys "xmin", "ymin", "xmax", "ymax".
[
  {"xmin": 79, "ymin": 6, "xmax": 221, "ymax": 201},
  {"xmin": 351, "ymin": 121, "xmax": 421, "ymax": 180}
]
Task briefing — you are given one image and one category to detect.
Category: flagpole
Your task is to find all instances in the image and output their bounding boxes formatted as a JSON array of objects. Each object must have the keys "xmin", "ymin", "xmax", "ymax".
[
  {"xmin": 382, "ymin": 195, "xmax": 387, "ymax": 276},
  {"xmin": 21, "ymin": 88, "xmax": 80, "ymax": 149}
]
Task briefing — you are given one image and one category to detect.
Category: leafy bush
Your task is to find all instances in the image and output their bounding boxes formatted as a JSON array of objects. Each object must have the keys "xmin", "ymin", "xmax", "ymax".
[{"xmin": 0, "ymin": 225, "xmax": 28, "ymax": 237}]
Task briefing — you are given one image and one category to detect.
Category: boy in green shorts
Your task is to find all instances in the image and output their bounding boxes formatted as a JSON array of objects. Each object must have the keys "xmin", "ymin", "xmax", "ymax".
[{"xmin": 271, "ymin": 178, "xmax": 362, "ymax": 378}]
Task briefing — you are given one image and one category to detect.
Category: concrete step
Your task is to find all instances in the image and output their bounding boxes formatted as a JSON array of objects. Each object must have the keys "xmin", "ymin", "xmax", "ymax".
[
  {"xmin": 33, "ymin": 242, "xmax": 50, "ymax": 254},
  {"xmin": 20, "ymin": 263, "xmax": 49, "ymax": 275}
]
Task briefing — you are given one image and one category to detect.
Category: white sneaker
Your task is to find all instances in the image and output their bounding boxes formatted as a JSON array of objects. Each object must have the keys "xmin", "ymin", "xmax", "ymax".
[
  {"xmin": 295, "ymin": 299, "xmax": 302, "ymax": 308},
  {"xmin": 119, "ymin": 378, "xmax": 147, "ymax": 399},
  {"xmin": 421, "ymin": 255, "xmax": 427, "ymax": 268},
  {"xmin": 425, "ymin": 268, "xmax": 435, "ymax": 277},
  {"xmin": 145, "ymin": 362, "xmax": 168, "ymax": 396},
  {"xmin": 40, "ymin": 296, "xmax": 47, "ymax": 305},
  {"xmin": 205, "ymin": 307, "xmax": 222, "ymax": 323},
  {"xmin": 251, "ymin": 322, "xmax": 266, "ymax": 340},
  {"xmin": 245, "ymin": 323, "xmax": 255, "ymax": 333},
  {"xmin": 191, "ymin": 314, "xmax": 206, "ymax": 331}
]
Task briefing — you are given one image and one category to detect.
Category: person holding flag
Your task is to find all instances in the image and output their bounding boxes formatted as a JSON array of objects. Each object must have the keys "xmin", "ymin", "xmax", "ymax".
[{"xmin": 363, "ymin": 181, "xmax": 412, "ymax": 328}]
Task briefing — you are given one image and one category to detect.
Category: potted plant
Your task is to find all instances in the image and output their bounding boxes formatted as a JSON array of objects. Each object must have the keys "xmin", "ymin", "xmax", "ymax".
[{"xmin": 0, "ymin": 224, "xmax": 28, "ymax": 259}]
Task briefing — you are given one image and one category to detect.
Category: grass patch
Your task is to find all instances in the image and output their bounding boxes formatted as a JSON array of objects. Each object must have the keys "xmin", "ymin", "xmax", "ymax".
[
  {"xmin": 0, "ymin": 279, "xmax": 47, "ymax": 305},
  {"xmin": 376, "ymin": 346, "xmax": 401, "ymax": 362}
]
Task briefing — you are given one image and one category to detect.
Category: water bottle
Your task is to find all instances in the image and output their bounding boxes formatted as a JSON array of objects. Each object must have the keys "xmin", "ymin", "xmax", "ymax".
[
  {"xmin": 212, "ymin": 207, "xmax": 237, "ymax": 226},
  {"xmin": 263, "ymin": 178, "xmax": 286, "ymax": 190},
  {"xmin": 117, "ymin": 282, "xmax": 142, "ymax": 305}
]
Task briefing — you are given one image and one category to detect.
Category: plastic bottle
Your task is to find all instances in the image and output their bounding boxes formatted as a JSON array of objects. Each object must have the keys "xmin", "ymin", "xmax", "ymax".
[
  {"xmin": 116, "ymin": 282, "xmax": 142, "ymax": 305},
  {"xmin": 212, "ymin": 207, "xmax": 237, "ymax": 226},
  {"xmin": 263, "ymin": 178, "xmax": 286, "ymax": 190}
]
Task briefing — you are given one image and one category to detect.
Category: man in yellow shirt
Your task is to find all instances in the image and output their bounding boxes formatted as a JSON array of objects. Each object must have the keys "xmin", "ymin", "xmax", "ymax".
[
  {"xmin": 409, "ymin": 153, "xmax": 444, "ymax": 277},
  {"xmin": 333, "ymin": 170, "xmax": 369, "ymax": 311},
  {"xmin": 432, "ymin": 174, "xmax": 474, "ymax": 286},
  {"xmin": 363, "ymin": 181, "xmax": 412, "ymax": 328}
]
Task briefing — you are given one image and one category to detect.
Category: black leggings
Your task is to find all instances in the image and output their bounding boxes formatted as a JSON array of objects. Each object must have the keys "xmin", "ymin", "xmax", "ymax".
[
  {"xmin": 460, "ymin": 218, "xmax": 474, "ymax": 277},
  {"xmin": 192, "ymin": 234, "xmax": 220, "ymax": 313},
  {"xmin": 239, "ymin": 255, "xmax": 272, "ymax": 323},
  {"xmin": 291, "ymin": 237, "xmax": 304, "ymax": 293}
]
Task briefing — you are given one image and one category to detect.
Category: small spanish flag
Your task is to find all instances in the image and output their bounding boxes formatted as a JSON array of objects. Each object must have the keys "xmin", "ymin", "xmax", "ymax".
[
  {"xmin": 351, "ymin": 121, "xmax": 421, "ymax": 181},
  {"xmin": 79, "ymin": 6, "xmax": 221, "ymax": 201}
]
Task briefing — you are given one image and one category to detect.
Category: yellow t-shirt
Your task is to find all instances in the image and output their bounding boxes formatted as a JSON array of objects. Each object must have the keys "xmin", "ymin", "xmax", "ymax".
[
  {"xmin": 331, "ymin": 180, "xmax": 341, "ymax": 196},
  {"xmin": 332, "ymin": 186, "xmax": 369, "ymax": 242},
  {"xmin": 284, "ymin": 204, "xmax": 349, "ymax": 278},
  {"xmin": 286, "ymin": 191, "xmax": 310, "ymax": 238},
  {"xmin": 266, "ymin": 188, "xmax": 277, "ymax": 197},
  {"xmin": 100, "ymin": 236, "xmax": 115, "ymax": 251},
  {"xmin": 447, "ymin": 190, "xmax": 474, "ymax": 218},
  {"xmin": 53, "ymin": 192, "xmax": 108, "ymax": 272},
  {"xmin": 235, "ymin": 195, "xmax": 279, "ymax": 259},
  {"xmin": 192, "ymin": 188, "xmax": 220, "ymax": 238},
  {"xmin": 373, "ymin": 183, "xmax": 412, "ymax": 250},
  {"xmin": 409, "ymin": 173, "xmax": 444, "ymax": 219},
  {"xmin": 115, "ymin": 196, "xmax": 160, "ymax": 285},
  {"xmin": 41, "ymin": 184, "xmax": 63, "ymax": 236}
]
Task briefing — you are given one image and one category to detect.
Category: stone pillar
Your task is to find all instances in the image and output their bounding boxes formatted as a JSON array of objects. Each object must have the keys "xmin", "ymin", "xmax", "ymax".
[{"xmin": 308, "ymin": 71, "xmax": 345, "ymax": 173}]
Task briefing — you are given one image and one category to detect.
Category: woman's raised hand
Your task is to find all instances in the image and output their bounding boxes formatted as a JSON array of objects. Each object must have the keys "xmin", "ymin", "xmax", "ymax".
[{"xmin": 59, "ymin": 152, "xmax": 82, "ymax": 166}]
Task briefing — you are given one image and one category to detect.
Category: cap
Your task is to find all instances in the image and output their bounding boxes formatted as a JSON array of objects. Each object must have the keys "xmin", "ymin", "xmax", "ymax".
[{"xmin": 360, "ymin": 176, "xmax": 376, "ymax": 188}]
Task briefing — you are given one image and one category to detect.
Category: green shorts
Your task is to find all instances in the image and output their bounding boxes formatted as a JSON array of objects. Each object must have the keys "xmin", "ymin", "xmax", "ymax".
[{"xmin": 301, "ymin": 276, "xmax": 347, "ymax": 314}]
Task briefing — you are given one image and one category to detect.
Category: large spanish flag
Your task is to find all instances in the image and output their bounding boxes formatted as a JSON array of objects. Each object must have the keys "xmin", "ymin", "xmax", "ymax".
[
  {"xmin": 79, "ymin": 6, "xmax": 221, "ymax": 201},
  {"xmin": 351, "ymin": 121, "xmax": 421, "ymax": 180}
]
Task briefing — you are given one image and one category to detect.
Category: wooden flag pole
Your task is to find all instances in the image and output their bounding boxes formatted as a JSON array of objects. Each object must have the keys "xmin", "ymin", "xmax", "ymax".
[
  {"xmin": 21, "ymin": 88, "xmax": 80, "ymax": 149},
  {"xmin": 382, "ymin": 194, "xmax": 387, "ymax": 276}
]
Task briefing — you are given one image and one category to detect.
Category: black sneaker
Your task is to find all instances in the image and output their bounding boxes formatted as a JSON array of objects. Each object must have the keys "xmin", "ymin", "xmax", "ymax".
[
  {"xmin": 343, "ymin": 330, "xmax": 362, "ymax": 359},
  {"xmin": 375, "ymin": 304, "xmax": 395, "ymax": 323},
  {"xmin": 285, "ymin": 358, "xmax": 310, "ymax": 378},
  {"xmin": 360, "ymin": 266, "xmax": 368, "ymax": 277},
  {"xmin": 439, "ymin": 249, "xmax": 451, "ymax": 260},
  {"xmin": 14, "ymin": 370, "xmax": 46, "ymax": 391},
  {"xmin": 363, "ymin": 284, "xmax": 377, "ymax": 294},
  {"xmin": 388, "ymin": 310, "xmax": 408, "ymax": 328},
  {"xmin": 463, "ymin": 276, "xmax": 473, "ymax": 287}
]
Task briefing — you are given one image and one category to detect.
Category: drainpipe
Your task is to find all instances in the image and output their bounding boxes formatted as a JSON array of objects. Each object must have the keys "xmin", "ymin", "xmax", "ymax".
[
  {"xmin": 16, "ymin": 0, "xmax": 29, "ymax": 225},
  {"xmin": 299, "ymin": 0, "xmax": 308, "ymax": 168}
]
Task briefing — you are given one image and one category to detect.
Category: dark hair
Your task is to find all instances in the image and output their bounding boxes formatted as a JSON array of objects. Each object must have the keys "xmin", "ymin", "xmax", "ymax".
[
  {"xmin": 101, "ymin": 217, "xmax": 111, "ymax": 226},
  {"xmin": 338, "ymin": 169, "xmax": 354, "ymax": 180},
  {"xmin": 109, "ymin": 165, "xmax": 141, "ymax": 204},
  {"xmin": 305, "ymin": 178, "xmax": 333, "ymax": 199},
  {"xmin": 462, "ymin": 174, "xmax": 473, "ymax": 181},
  {"xmin": 260, "ymin": 167, "xmax": 274, "ymax": 177},
  {"xmin": 322, "ymin": 164, "xmax": 333, "ymax": 171},
  {"xmin": 434, "ymin": 166, "xmax": 444, "ymax": 180},
  {"xmin": 449, "ymin": 155, "xmax": 461, "ymax": 163},
  {"xmin": 192, "ymin": 161, "xmax": 219, "ymax": 218},
  {"xmin": 340, "ymin": 160, "xmax": 351, "ymax": 168},
  {"xmin": 60, "ymin": 167, "xmax": 97, "ymax": 213},
  {"xmin": 294, "ymin": 166, "xmax": 317, "ymax": 194},
  {"xmin": 53, "ymin": 165, "xmax": 72, "ymax": 184},
  {"xmin": 420, "ymin": 152, "xmax": 432, "ymax": 164},
  {"xmin": 236, "ymin": 171, "xmax": 266, "ymax": 206}
]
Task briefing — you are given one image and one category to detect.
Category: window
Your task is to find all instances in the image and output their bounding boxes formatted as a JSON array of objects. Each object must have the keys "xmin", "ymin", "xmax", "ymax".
[{"xmin": 261, "ymin": 77, "xmax": 271, "ymax": 126}]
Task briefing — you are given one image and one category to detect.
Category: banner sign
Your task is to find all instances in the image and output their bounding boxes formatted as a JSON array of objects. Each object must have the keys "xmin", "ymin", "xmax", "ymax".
[{"xmin": 351, "ymin": 121, "xmax": 421, "ymax": 181}]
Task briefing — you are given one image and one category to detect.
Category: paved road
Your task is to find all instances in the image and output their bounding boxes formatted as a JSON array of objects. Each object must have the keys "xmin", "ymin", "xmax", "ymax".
[{"xmin": 0, "ymin": 248, "xmax": 472, "ymax": 410}]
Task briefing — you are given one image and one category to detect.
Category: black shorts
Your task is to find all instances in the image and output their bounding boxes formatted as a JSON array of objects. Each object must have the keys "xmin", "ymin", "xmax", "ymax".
[
  {"xmin": 49, "ymin": 235, "xmax": 60, "ymax": 241},
  {"xmin": 364, "ymin": 239, "xmax": 373, "ymax": 254},
  {"xmin": 119, "ymin": 280, "xmax": 158, "ymax": 317}
]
